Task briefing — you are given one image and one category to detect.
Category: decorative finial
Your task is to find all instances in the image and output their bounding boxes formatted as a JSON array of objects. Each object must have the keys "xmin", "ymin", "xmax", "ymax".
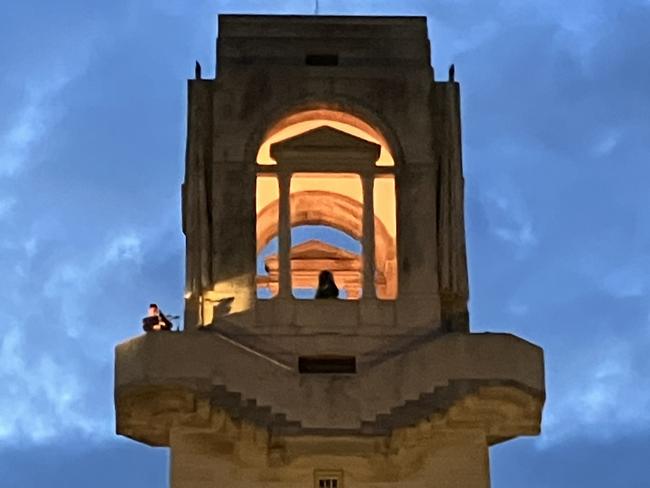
[
  {"xmin": 195, "ymin": 61, "xmax": 202, "ymax": 80},
  {"xmin": 448, "ymin": 63, "xmax": 455, "ymax": 82}
]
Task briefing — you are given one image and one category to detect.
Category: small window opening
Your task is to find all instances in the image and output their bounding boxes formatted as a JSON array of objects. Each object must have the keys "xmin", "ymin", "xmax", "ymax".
[
  {"xmin": 305, "ymin": 54, "xmax": 339, "ymax": 66},
  {"xmin": 315, "ymin": 470, "xmax": 343, "ymax": 488},
  {"xmin": 299, "ymin": 356, "xmax": 356, "ymax": 374},
  {"xmin": 319, "ymin": 479, "xmax": 338, "ymax": 488}
]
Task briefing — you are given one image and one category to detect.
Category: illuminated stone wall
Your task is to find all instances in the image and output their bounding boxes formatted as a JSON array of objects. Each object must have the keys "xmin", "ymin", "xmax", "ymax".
[
  {"xmin": 116, "ymin": 15, "xmax": 545, "ymax": 488},
  {"xmin": 182, "ymin": 15, "xmax": 469, "ymax": 331}
]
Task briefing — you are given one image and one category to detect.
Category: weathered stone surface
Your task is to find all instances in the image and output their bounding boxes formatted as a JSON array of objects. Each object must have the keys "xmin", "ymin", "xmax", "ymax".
[
  {"xmin": 181, "ymin": 15, "xmax": 461, "ymax": 327},
  {"xmin": 116, "ymin": 14, "xmax": 545, "ymax": 488},
  {"xmin": 116, "ymin": 332, "xmax": 543, "ymax": 438}
]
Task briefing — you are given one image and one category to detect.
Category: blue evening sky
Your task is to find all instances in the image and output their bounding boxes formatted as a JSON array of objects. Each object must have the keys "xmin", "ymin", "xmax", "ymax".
[{"xmin": 1, "ymin": 0, "xmax": 649, "ymax": 486}]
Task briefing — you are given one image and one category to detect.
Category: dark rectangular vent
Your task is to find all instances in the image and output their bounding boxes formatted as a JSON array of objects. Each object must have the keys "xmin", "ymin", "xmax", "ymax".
[
  {"xmin": 299, "ymin": 356, "xmax": 356, "ymax": 374},
  {"xmin": 318, "ymin": 479, "xmax": 339, "ymax": 488},
  {"xmin": 315, "ymin": 470, "xmax": 343, "ymax": 488},
  {"xmin": 305, "ymin": 54, "xmax": 339, "ymax": 66}
]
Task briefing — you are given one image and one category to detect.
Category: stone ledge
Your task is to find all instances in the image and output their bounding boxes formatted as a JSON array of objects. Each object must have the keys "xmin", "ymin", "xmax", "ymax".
[
  {"xmin": 115, "ymin": 332, "xmax": 544, "ymax": 444},
  {"xmin": 116, "ymin": 380, "xmax": 542, "ymax": 448}
]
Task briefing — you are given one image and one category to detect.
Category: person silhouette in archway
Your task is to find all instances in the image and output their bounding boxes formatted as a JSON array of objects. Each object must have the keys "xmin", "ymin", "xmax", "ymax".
[{"xmin": 315, "ymin": 270, "xmax": 339, "ymax": 299}]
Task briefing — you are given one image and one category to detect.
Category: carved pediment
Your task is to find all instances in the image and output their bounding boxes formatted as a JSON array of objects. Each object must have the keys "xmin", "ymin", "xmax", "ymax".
[
  {"xmin": 290, "ymin": 239, "xmax": 358, "ymax": 260},
  {"xmin": 260, "ymin": 240, "xmax": 364, "ymax": 297},
  {"xmin": 264, "ymin": 240, "xmax": 360, "ymax": 268},
  {"xmin": 270, "ymin": 126, "xmax": 381, "ymax": 165}
]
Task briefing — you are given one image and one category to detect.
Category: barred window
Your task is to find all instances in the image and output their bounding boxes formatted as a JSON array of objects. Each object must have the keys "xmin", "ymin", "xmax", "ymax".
[{"xmin": 314, "ymin": 470, "xmax": 343, "ymax": 488}]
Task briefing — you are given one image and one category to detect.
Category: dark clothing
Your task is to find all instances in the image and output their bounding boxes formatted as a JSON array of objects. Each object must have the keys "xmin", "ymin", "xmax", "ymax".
[
  {"xmin": 158, "ymin": 311, "xmax": 173, "ymax": 330},
  {"xmin": 315, "ymin": 284, "xmax": 339, "ymax": 299},
  {"xmin": 315, "ymin": 271, "xmax": 339, "ymax": 299},
  {"xmin": 142, "ymin": 311, "xmax": 172, "ymax": 332}
]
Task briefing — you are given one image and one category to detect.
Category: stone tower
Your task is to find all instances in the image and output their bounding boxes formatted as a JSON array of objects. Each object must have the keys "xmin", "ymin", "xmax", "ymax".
[{"xmin": 115, "ymin": 15, "xmax": 545, "ymax": 488}]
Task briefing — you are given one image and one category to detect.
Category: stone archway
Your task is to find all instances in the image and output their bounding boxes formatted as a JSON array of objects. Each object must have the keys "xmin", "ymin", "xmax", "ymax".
[
  {"xmin": 246, "ymin": 100, "xmax": 404, "ymax": 168},
  {"xmin": 262, "ymin": 109, "xmax": 391, "ymax": 154},
  {"xmin": 256, "ymin": 190, "xmax": 397, "ymax": 297},
  {"xmin": 257, "ymin": 190, "xmax": 395, "ymax": 259}
]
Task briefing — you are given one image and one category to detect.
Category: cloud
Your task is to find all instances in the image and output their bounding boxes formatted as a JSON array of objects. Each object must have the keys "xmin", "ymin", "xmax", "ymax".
[
  {"xmin": 592, "ymin": 129, "xmax": 621, "ymax": 157},
  {"xmin": 0, "ymin": 77, "xmax": 67, "ymax": 177},
  {"xmin": 0, "ymin": 224, "xmax": 182, "ymax": 443},
  {"xmin": 492, "ymin": 432, "xmax": 650, "ymax": 488},
  {"xmin": 481, "ymin": 188, "xmax": 538, "ymax": 254},
  {"xmin": 541, "ymin": 333, "xmax": 650, "ymax": 446},
  {"xmin": 0, "ymin": 4, "xmax": 115, "ymax": 179},
  {"xmin": 0, "ymin": 326, "xmax": 105, "ymax": 441},
  {"xmin": 0, "ymin": 2, "xmax": 649, "ymax": 487},
  {"xmin": 452, "ymin": 0, "xmax": 650, "ymax": 449},
  {"xmin": 0, "ymin": 0, "xmax": 197, "ymax": 445},
  {"xmin": 0, "ymin": 197, "xmax": 16, "ymax": 219}
]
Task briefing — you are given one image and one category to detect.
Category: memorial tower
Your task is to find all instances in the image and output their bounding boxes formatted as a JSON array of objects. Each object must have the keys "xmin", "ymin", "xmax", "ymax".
[{"xmin": 115, "ymin": 15, "xmax": 545, "ymax": 488}]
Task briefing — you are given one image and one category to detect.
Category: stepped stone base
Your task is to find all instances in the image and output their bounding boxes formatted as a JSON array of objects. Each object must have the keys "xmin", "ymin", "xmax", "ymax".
[{"xmin": 115, "ymin": 330, "xmax": 543, "ymax": 487}]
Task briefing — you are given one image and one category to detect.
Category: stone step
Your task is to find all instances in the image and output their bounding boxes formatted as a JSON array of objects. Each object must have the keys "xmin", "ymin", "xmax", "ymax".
[
  {"xmin": 209, "ymin": 378, "xmax": 483, "ymax": 435},
  {"xmin": 364, "ymin": 381, "xmax": 484, "ymax": 431},
  {"xmin": 210, "ymin": 384, "xmax": 302, "ymax": 431}
]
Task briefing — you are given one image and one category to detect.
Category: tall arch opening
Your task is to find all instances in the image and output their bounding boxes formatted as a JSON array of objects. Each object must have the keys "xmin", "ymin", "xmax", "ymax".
[{"xmin": 255, "ymin": 110, "xmax": 397, "ymax": 300}]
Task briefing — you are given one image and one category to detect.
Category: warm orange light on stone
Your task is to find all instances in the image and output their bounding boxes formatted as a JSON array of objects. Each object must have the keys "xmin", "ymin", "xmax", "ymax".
[
  {"xmin": 256, "ymin": 114, "xmax": 394, "ymax": 166},
  {"xmin": 255, "ymin": 170, "xmax": 398, "ymax": 299},
  {"xmin": 115, "ymin": 18, "xmax": 545, "ymax": 488}
]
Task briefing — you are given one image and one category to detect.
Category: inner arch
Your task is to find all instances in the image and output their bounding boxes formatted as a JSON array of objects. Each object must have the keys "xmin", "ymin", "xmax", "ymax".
[{"xmin": 256, "ymin": 190, "xmax": 395, "ymax": 263}]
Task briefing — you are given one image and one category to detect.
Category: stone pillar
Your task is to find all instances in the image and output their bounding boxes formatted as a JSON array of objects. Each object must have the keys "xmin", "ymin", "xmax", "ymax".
[
  {"xmin": 278, "ymin": 171, "xmax": 292, "ymax": 298},
  {"xmin": 395, "ymin": 163, "xmax": 441, "ymax": 327},
  {"xmin": 362, "ymin": 173, "xmax": 376, "ymax": 299},
  {"xmin": 432, "ymin": 81, "xmax": 469, "ymax": 332},
  {"xmin": 182, "ymin": 80, "xmax": 213, "ymax": 330}
]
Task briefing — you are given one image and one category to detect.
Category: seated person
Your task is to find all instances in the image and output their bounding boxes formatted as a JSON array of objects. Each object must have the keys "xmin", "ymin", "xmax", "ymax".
[
  {"xmin": 142, "ymin": 303, "xmax": 173, "ymax": 332},
  {"xmin": 315, "ymin": 270, "xmax": 339, "ymax": 299}
]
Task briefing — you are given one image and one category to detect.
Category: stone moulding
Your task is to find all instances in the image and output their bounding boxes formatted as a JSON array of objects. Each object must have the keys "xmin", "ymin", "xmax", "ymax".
[{"xmin": 115, "ymin": 331, "xmax": 544, "ymax": 447}]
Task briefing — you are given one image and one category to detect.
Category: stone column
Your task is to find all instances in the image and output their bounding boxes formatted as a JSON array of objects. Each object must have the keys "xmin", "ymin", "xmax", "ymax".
[
  {"xmin": 362, "ymin": 173, "xmax": 376, "ymax": 299},
  {"xmin": 278, "ymin": 171, "xmax": 292, "ymax": 298}
]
